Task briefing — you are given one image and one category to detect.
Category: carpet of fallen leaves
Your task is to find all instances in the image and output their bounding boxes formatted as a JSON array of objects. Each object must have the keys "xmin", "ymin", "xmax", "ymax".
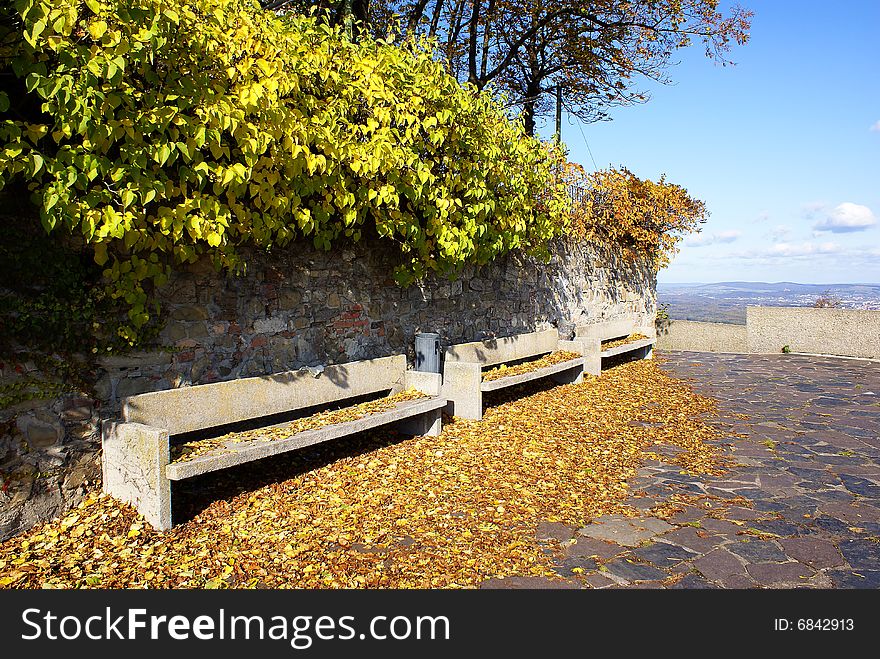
[
  {"xmin": 481, "ymin": 350, "xmax": 582, "ymax": 382},
  {"xmin": 0, "ymin": 359, "xmax": 725, "ymax": 589},
  {"xmin": 172, "ymin": 388, "xmax": 427, "ymax": 463},
  {"xmin": 601, "ymin": 333, "xmax": 649, "ymax": 349}
]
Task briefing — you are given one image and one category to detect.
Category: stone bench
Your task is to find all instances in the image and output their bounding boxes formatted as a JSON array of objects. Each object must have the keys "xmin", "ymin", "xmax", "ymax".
[
  {"xmin": 576, "ymin": 318, "xmax": 656, "ymax": 371},
  {"xmin": 440, "ymin": 328, "xmax": 589, "ymax": 420},
  {"xmin": 102, "ymin": 355, "xmax": 445, "ymax": 530}
]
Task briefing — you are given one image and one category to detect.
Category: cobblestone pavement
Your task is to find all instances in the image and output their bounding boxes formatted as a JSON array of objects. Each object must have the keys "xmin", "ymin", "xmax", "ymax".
[{"xmin": 482, "ymin": 351, "xmax": 880, "ymax": 589}]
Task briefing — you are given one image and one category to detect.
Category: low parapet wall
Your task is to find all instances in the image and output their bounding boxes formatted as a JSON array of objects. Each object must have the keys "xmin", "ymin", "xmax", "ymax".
[
  {"xmin": 656, "ymin": 320, "xmax": 747, "ymax": 353},
  {"xmin": 657, "ymin": 307, "xmax": 880, "ymax": 359},
  {"xmin": 746, "ymin": 307, "xmax": 880, "ymax": 359}
]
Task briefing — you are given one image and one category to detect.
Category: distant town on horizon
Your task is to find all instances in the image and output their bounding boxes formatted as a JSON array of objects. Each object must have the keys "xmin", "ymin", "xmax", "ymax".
[{"xmin": 657, "ymin": 281, "xmax": 880, "ymax": 324}]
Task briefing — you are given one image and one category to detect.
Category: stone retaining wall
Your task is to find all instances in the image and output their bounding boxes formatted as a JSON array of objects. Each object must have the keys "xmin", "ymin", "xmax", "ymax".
[{"xmin": 1, "ymin": 237, "xmax": 656, "ymax": 540}]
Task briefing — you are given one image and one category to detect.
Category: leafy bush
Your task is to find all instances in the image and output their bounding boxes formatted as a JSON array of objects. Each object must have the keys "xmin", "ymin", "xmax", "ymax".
[
  {"xmin": 0, "ymin": 0, "xmax": 569, "ymax": 343},
  {"xmin": 566, "ymin": 164, "xmax": 707, "ymax": 269}
]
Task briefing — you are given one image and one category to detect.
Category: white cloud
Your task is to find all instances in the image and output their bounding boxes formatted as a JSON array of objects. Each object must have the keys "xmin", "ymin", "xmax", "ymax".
[
  {"xmin": 768, "ymin": 241, "xmax": 840, "ymax": 257},
  {"xmin": 812, "ymin": 202, "xmax": 876, "ymax": 233},
  {"xmin": 766, "ymin": 225, "xmax": 792, "ymax": 241},
  {"xmin": 685, "ymin": 230, "xmax": 741, "ymax": 247},
  {"xmin": 871, "ymin": 120, "xmax": 880, "ymax": 132},
  {"xmin": 801, "ymin": 201, "xmax": 827, "ymax": 220},
  {"xmin": 751, "ymin": 210, "xmax": 771, "ymax": 224}
]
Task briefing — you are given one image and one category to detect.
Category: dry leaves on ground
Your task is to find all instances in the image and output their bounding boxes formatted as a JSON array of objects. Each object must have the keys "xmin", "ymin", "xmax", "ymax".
[
  {"xmin": 172, "ymin": 388, "xmax": 427, "ymax": 463},
  {"xmin": 481, "ymin": 350, "xmax": 582, "ymax": 382},
  {"xmin": 601, "ymin": 333, "xmax": 649, "ymax": 349},
  {"xmin": 0, "ymin": 359, "xmax": 725, "ymax": 589}
]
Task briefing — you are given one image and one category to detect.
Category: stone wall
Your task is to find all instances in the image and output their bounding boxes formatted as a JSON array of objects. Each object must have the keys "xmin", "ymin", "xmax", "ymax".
[
  {"xmin": 746, "ymin": 307, "xmax": 880, "ymax": 359},
  {"xmin": 656, "ymin": 319, "xmax": 748, "ymax": 353},
  {"xmin": 1, "ymin": 237, "xmax": 656, "ymax": 540},
  {"xmin": 93, "ymin": 237, "xmax": 655, "ymax": 409},
  {"xmin": 656, "ymin": 307, "xmax": 880, "ymax": 359}
]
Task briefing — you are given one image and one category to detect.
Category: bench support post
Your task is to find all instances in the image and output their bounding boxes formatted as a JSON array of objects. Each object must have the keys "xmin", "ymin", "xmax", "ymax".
[
  {"xmin": 102, "ymin": 421, "xmax": 172, "ymax": 531},
  {"xmin": 560, "ymin": 339, "xmax": 601, "ymax": 376},
  {"xmin": 441, "ymin": 361, "xmax": 483, "ymax": 420},
  {"xmin": 397, "ymin": 407, "xmax": 442, "ymax": 437},
  {"xmin": 550, "ymin": 363, "xmax": 585, "ymax": 385}
]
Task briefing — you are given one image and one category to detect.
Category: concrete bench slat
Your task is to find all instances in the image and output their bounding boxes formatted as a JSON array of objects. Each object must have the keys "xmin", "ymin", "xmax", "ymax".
[
  {"xmin": 164, "ymin": 397, "xmax": 446, "ymax": 481},
  {"xmin": 480, "ymin": 357, "xmax": 585, "ymax": 392},
  {"xmin": 576, "ymin": 319, "xmax": 643, "ymax": 341},
  {"xmin": 123, "ymin": 354, "xmax": 407, "ymax": 437},
  {"xmin": 443, "ymin": 328, "xmax": 558, "ymax": 367},
  {"xmin": 600, "ymin": 338, "xmax": 655, "ymax": 359}
]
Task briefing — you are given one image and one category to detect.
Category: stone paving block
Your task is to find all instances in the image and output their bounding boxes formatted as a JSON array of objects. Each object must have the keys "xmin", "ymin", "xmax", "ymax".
[
  {"xmin": 839, "ymin": 474, "xmax": 880, "ymax": 497},
  {"xmin": 752, "ymin": 500, "xmax": 787, "ymax": 513},
  {"xmin": 727, "ymin": 539, "xmax": 788, "ymax": 563},
  {"xmin": 624, "ymin": 496, "xmax": 658, "ymax": 511},
  {"xmin": 747, "ymin": 519, "xmax": 805, "ymax": 537},
  {"xmin": 660, "ymin": 527, "xmax": 726, "ymax": 554},
  {"xmin": 724, "ymin": 506, "xmax": 765, "ymax": 521},
  {"xmin": 827, "ymin": 570, "xmax": 880, "ymax": 589},
  {"xmin": 630, "ymin": 542, "xmax": 698, "ymax": 568},
  {"xmin": 564, "ymin": 537, "xmax": 625, "ymax": 561},
  {"xmin": 669, "ymin": 506, "xmax": 707, "ymax": 525},
  {"xmin": 718, "ymin": 573, "xmax": 758, "ymax": 589},
  {"xmin": 812, "ymin": 516, "xmax": 853, "ymax": 536},
  {"xmin": 746, "ymin": 562, "xmax": 815, "ymax": 586},
  {"xmin": 577, "ymin": 515, "xmax": 671, "ymax": 547},
  {"xmin": 535, "ymin": 521, "xmax": 576, "ymax": 543},
  {"xmin": 669, "ymin": 574, "xmax": 718, "ymax": 589},
  {"xmin": 780, "ymin": 537, "xmax": 844, "ymax": 569},
  {"xmin": 819, "ymin": 501, "xmax": 880, "ymax": 524},
  {"xmin": 692, "ymin": 549, "xmax": 746, "ymax": 581},
  {"xmin": 838, "ymin": 540, "xmax": 880, "ymax": 571},
  {"xmin": 554, "ymin": 557, "xmax": 599, "ymax": 577},
  {"xmin": 583, "ymin": 573, "xmax": 616, "ymax": 588},
  {"xmin": 699, "ymin": 518, "xmax": 746, "ymax": 535},
  {"xmin": 603, "ymin": 559, "xmax": 669, "ymax": 582}
]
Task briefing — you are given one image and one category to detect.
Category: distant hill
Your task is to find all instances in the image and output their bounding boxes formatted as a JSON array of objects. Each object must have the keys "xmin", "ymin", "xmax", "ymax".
[{"xmin": 657, "ymin": 282, "xmax": 880, "ymax": 324}]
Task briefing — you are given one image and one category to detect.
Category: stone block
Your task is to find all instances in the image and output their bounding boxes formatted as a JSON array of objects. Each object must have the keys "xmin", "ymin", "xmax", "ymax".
[
  {"xmin": 440, "ymin": 361, "xmax": 483, "ymax": 420},
  {"xmin": 278, "ymin": 290, "xmax": 303, "ymax": 310},
  {"xmin": 116, "ymin": 377, "xmax": 156, "ymax": 400},
  {"xmin": 16, "ymin": 413, "xmax": 64, "ymax": 449},
  {"xmin": 404, "ymin": 370, "xmax": 442, "ymax": 396},
  {"xmin": 98, "ymin": 352, "xmax": 173, "ymax": 369},
  {"xmin": 253, "ymin": 315, "xmax": 288, "ymax": 334},
  {"xmin": 396, "ymin": 407, "xmax": 442, "ymax": 437},
  {"xmin": 169, "ymin": 304, "xmax": 209, "ymax": 322},
  {"xmin": 101, "ymin": 421, "xmax": 171, "ymax": 531}
]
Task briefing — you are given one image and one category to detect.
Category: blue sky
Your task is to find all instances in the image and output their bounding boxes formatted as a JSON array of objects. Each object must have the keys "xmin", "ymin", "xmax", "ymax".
[{"xmin": 550, "ymin": 1, "xmax": 880, "ymax": 284}]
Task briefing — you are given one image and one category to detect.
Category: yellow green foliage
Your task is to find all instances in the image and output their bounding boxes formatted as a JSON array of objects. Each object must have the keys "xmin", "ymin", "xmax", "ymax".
[
  {"xmin": 0, "ymin": 0, "xmax": 570, "ymax": 343},
  {"xmin": 566, "ymin": 163, "xmax": 707, "ymax": 269}
]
